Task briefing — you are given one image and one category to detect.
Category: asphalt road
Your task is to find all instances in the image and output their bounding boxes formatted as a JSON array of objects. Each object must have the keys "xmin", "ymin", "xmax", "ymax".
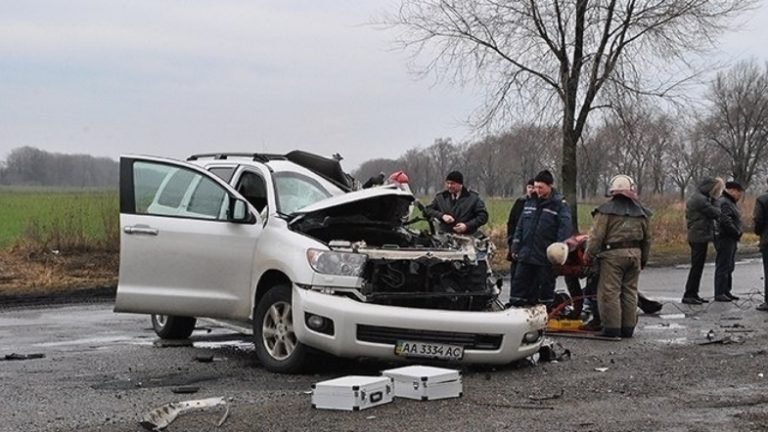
[{"xmin": 1, "ymin": 261, "xmax": 767, "ymax": 432}]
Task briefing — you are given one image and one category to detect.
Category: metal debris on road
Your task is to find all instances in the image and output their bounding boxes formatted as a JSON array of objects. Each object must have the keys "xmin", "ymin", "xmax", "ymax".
[
  {"xmin": 594, "ymin": 367, "xmax": 609, "ymax": 372},
  {"xmin": 698, "ymin": 335, "xmax": 746, "ymax": 346},
  {"xmin": 171, "ymin": 386, "xmax": 200, "ymax": 394},
  {"xmin": 529, "ymin": 389, "xmax": 564, "ymax": 401},
  {"xmin": 217, "ymin": 405, "xmax": 230, "ymax": 427},
  {"xmin": 140, "ymin": 397, "xmax": 226, "ymax": 431},
  {"xmin": 659, "ymin": 313, "xmax": 686, "ymax": 320},
  {"xmin": 153, "ymin": 339, "xmax": 193, "ymax": 348},
  {"xmin": 3, "ymin": 353, "xmax": 45, "ymax": 361},
  {"xmin": 195, "ymin": 353, "xmax": 214, "ymax": 363}
]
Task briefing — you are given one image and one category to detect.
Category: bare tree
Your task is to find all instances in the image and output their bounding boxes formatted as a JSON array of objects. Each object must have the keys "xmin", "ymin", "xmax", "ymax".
[
  {"xmin": 701, "ymin": 60, "xmax": 768, "ymax": 188},
  {"xmin": 388, "ymin": 0, "xmax": 754, "ymax": 229}
]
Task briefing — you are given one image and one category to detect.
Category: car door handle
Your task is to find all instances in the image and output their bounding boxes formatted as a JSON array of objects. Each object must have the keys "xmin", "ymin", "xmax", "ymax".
[{"xmin": 123, "ymin": 225, "xmax": 159, "ymax": 236}]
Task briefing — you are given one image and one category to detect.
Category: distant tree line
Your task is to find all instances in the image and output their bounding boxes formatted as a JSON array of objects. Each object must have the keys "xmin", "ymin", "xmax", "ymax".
[
  {"xmin": 0, "ymin": 146, "xmax": 118, "ymax": 187},
  {"xmin": 353, "ymin": 60, "xmax": 768, "ymax": 199}
]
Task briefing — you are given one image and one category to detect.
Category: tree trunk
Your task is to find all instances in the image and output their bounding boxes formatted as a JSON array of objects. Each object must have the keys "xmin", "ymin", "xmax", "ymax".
[{"xmin": 562, "ymin": 130, "xmax": 579, "ymax": 233}]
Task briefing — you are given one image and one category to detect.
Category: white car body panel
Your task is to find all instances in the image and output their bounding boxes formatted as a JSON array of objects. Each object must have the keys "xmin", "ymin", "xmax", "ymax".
[{"xmin": 294, "ymin": 286, "xmax": 547, "ymax": 363}]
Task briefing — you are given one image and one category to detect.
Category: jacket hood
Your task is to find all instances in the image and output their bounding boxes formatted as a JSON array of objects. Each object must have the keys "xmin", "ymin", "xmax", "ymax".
[
  {"xmin": 595, "ymin": 195, "xmax": 652, "ymax": 218},
  {"xmin": 697, "ymin": 177, "xmax": 725, "ymax": 199}
]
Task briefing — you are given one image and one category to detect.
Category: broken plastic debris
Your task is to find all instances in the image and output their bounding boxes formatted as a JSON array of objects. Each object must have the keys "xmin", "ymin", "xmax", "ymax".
[
  {"xmin": 594, "ymin": 367, "xmax": 609, "ymax": 373},
  {"xmin": 194, "ymin": 353, "xmax": 214, "ymax": 363},
  {"xmin": 171, "ymin": 386, "xmax": 200, "ymax": 394},
  {"xmin": 659, "ymin": 313, "xmax": 686, "ymax": 320},
  {"xmin": 153, "ymin": 339, "xmax": 193, "ymax": 348},
  {"xmin": 3, "ymin": 353, "xmax": 45, "ymax": 361},
  {"xmin": 140, "ymin": 397, "xmax": 225, "ymax": 431}
]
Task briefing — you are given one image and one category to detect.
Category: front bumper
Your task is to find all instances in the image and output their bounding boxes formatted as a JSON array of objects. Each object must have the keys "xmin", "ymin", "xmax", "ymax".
[{"xmin": 293, "ymin": 285, "xmax": 547, "ymax": 364}]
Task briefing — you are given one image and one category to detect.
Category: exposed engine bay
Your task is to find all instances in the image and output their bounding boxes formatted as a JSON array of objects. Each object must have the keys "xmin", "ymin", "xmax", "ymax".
[{"xmin": 290, "ymin": 192, "xmax": 500, "ymax": 311}]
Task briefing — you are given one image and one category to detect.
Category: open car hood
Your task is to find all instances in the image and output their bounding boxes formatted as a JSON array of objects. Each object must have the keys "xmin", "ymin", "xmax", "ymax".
[{"xmin": 289, "ymin": 185, "xmax": 415, "ymax": 226}]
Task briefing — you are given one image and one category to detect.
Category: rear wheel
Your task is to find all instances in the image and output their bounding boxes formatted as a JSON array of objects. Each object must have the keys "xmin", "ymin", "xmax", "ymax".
[
  {"xmin": 253, "ymin": 284, "xmax": 310, "ymax": 373},
  {"xmin": 151, "ymin": 314, "xmax": 196, "ymax": 339}
]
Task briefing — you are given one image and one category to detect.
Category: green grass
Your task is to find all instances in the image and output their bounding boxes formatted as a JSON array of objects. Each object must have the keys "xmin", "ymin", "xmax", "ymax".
[{"xmin": 0, "ymin": 187, "xmax": 118, "ymax": 251}]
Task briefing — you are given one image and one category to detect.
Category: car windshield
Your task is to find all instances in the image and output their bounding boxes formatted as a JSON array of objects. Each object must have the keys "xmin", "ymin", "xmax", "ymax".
[{"xmin": 273, "ymin": 171, "xmax": 338, "ymax": 214}]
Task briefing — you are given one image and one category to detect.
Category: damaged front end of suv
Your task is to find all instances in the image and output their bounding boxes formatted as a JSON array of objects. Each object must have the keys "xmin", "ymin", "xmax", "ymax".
[{"xmin": 289, "ymin": 186, "xmax": 502, "ymax": 311}]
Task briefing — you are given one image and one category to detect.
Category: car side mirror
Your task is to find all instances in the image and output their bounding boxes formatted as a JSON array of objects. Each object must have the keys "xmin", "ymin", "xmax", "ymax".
[{"xmin": 229, "ymin": 197, "xmax": 257, "ymax": 224}]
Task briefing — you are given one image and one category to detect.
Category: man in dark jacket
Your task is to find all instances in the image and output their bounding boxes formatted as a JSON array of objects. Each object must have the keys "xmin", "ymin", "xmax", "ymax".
[
  {"xmin": 586, "ymin": 174, "xmax": 652, "ymax": 338},
  {"xmin": 508, "ymin": 169, "xmax": 572, "ymax": 307},
  {"xmin": 682, "ymin": 177, "xmax": 725, "ymax": 304},
  {"xmin": 424, "ymin": 171, "xmax": 489, "ymax": 235},
  {"xmin": 506, "ymin": 178, "xmax": 535, "ymax": 274},
  {"xmin": 714, "ymin": 181, "xmax": 744, "ymax": 302},
  {"xmin": 754, "ymin": 178, "xmax": 768, "ymax": 311}
]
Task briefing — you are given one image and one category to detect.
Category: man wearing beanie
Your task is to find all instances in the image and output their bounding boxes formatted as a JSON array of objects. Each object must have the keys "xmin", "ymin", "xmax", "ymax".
[
  {"xmin": 424, "ymin": 170, "xmax": 489, "ymax": 235},
  {"xmin": 508, "ymin": 169, "xmax": 572, "ymax": 307}
]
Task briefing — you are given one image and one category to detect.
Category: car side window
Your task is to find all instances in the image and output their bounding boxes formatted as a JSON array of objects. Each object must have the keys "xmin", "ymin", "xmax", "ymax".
[
  {"xmin": 134, "ymin": 161, "xmax": 230, "ymax": 220},
  {"xmin": 187, "ymin": 176, "xmax": 228, "ymax": 218},
  {"xmin": 236, "ymin": 171, "xmax": 268, "ymax": 213}
]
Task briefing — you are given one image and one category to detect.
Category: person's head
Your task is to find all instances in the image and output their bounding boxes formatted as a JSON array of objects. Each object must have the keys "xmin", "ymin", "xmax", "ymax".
[
  {"xmin": 445, "ymin": 170, "xmax": 464, "ymax": 195},
  {"xmin": 525, "ymin": 178, "xmax": 535, "ymax": 197},
  {"xmin": 533, "ymin": 170, "xmax": 554, "ymax": 198},
  {"xmin": 725, "ymin": 180, "xmax": 744, "ymax": 201}
]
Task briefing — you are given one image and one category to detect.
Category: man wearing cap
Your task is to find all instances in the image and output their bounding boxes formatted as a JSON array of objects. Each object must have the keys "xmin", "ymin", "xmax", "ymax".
[
  {"xmin": 753, "ymin": 178, "xmax": 768, "ymax": 312},
  {"xmin": 714, "ymin": 181, "xmax": 744, "ymax": 302},
  {"xmin": 586, "ymin": 174, "xmax": 652, "ymax": 338},
  {"xmin": 508, "ymin": 169, "xmax": 572, "ymax": 307},
  {"xmin": 424, "ymin": 170, "xmax": 489, "ymax": 235}
]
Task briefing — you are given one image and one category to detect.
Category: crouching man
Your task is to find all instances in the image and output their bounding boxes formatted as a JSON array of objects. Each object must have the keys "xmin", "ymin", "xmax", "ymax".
[{"xmin": 586, "ymin": 175, "xmax": 652, "ymax": 339}]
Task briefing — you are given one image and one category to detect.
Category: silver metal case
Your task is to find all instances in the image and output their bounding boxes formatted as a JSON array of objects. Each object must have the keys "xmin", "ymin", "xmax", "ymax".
[
  {"xmin": 382, "ymin": 365, "xmax": 463, "ymax": 401},
  {"xmin": 311, "ymin": 375, "xmax": 394, "ymax": 411}
]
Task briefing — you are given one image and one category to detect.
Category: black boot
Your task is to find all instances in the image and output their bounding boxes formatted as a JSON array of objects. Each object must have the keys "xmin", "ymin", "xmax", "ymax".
[
  {"xmin": 621, "ymin": 327, "xmax": 635, "ymax": 338},
  {"xmin": 600, "ymin": 327, "xmax": 621, "ymax": 338}
]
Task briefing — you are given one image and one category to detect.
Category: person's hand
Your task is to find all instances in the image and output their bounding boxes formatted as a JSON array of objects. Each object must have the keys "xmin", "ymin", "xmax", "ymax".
[
  {"xmin": 453, "ymin": 222, "xmax": 467, "ymax": 233},
  {"xmin": 441, "ymin": 214, "xmax": 455, "ymax": 224}
]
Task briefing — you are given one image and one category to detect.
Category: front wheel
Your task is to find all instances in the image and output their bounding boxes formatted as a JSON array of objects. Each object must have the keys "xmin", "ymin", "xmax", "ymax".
[
  {"xmin": 252, "ymin": 284, "xmax": 310, "ymax": 373},
  {"xmin": 151, "ymin": 314, "xmax": 196, "ymax": 339}
]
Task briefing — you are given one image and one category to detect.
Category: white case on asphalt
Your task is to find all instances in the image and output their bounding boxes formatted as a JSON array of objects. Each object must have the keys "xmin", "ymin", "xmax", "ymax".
[
  {"xmin": 381, "ymin": 365, "xmax": 463, "ymax": 401},
  {"xmin": 311, "ymin": 375, "xmax": 394, "ymax": 411}
]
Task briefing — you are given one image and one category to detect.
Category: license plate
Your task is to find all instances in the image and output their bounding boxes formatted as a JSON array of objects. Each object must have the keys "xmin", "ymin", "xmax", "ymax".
[{"xmin": 394, "ymin": 340, "xmax": 464, "ymax": 360}]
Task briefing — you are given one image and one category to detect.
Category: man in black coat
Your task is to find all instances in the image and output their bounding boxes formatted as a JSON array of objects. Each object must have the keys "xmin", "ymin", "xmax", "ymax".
[
  {"xmin": 424, "ymin": 171, "xmax": 489, "ymax": 235},
  {"xmin": 754, "ymin": 178, "xmax": 768, "ymax": 311},
  {"xmin": 682, "ymin": 177, "xmax": 724, "ymax": 304},
  {"xmin": 714, "ymin": 181, "xmax": 744, "ymax": 302}
]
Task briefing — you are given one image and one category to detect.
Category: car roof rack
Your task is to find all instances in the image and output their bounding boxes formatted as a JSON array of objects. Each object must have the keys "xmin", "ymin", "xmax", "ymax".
[{"xmin": 186, "ymin": 153, "xmax": 287, "ymax": 162}]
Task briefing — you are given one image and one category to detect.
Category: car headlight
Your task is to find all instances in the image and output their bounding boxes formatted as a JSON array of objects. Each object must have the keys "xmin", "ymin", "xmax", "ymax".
[{"xmin": 306, "ymin": 249, "xmax": 367, "ymax": 277}]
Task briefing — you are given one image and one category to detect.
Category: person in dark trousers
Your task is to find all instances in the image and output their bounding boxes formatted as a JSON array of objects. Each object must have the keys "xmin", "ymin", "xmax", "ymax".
[
  {"xmin": 682, "ymin": 177, "xmax": 725, "ymax": 304},
  {"xmin": 508, "ymin": 169, "xmax": 572, "ymax": 307},
  {"xmin": 714, "ymin": 181, "xmax": 744, "ymax": 302},
  {"xmin": 424, "ymin": 171, "xmax": 489, "ymax": 235},
  {"xmin": 754, "ymin": 178, "xmax": 768, "ymax": 311},
  {"xmin": 550, "ymin": 233, "xmax": 663, "ymax": 328},
  {"xmin": 586, "ymin": 174, "xmax": 652, "ymax": 338},
  {"xmin": 506, "ymin": 178, "xmax": 535, "ymax": 276}
]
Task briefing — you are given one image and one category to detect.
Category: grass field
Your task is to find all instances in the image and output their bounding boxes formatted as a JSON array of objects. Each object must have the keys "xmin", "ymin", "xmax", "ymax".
[
  {"xmin": 0, "ymin": 187, "xmax": 118, "ymax": 251},
  {"xmin": 0, "ymin": 187, "xmax": 756, "ymax": 257}
]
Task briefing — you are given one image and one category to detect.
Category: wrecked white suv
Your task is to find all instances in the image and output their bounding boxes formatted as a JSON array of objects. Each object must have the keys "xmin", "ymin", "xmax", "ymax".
[{"xmin": 114, "ymin": 151, "xmax": 547, "ymax": 373}]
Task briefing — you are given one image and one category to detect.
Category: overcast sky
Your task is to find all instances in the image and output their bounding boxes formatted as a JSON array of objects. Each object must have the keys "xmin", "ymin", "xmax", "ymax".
[{"xmin": 1, "ymin": 1, "xmax": 766, "ymax": 170}]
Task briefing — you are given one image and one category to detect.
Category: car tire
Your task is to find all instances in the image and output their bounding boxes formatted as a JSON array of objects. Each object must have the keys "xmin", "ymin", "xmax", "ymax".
[
  {"xmin": 151, "ymin": 314, "xmax": 196, "ymax": 339},
  {"xmin": 253, "ymin": 284, "xmax": 310, "ymax": 373}
]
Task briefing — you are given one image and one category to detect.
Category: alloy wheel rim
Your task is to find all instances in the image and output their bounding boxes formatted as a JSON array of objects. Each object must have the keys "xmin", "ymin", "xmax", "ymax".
[
  {"xmin": 155, "ymin": 314, "xmax": 167, "ymax": 328},
  {"xmin": 261, "ymin": 301, "xmax": 295, "ymax": 360}
]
